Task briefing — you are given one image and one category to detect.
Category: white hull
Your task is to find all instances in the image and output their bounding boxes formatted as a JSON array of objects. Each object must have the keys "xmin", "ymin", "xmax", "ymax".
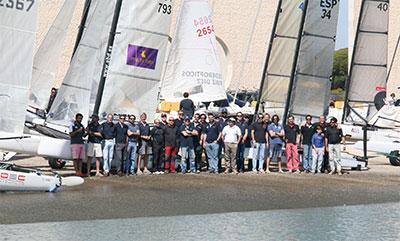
[
  {"xmin": 0, "ymin": 134, "xmax": 72, "ymax": 160},
  {"xmin": 0, "ymin": 169, "xmax": 61, "ymax": 191},
  {"xmin": 354, "ymin": 140, "xmax": 400, "ymax": 155}
]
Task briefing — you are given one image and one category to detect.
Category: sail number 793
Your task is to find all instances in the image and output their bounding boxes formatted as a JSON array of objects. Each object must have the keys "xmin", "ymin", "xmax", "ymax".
[
  {"xmin": 158, "ymin": 2, "xmax": 172, "ymax": 15},
  {"xmin": 0, "ymin": 0, "xmax": 35, "ymax": 12}
]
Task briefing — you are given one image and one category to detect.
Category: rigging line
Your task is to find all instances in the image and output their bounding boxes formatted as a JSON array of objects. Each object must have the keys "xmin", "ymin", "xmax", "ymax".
[
  {"xmin": 386, "ymin": 33, "xmax": 400, "ymax": 84},
  {"xmin": 233, "ymin": 0, "xmax": 263, "ymax": 103}
]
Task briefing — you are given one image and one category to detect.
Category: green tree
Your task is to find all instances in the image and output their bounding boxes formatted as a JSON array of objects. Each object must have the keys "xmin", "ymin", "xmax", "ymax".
[{"xmin": 331, "ymin": 48, "xmax": 348, "ymax": 90}]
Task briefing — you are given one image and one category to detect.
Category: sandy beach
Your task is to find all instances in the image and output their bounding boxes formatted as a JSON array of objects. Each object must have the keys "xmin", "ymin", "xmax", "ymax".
[{"xmin": 0, "ymin": 147, "xmax": 399, "ymax": 225}]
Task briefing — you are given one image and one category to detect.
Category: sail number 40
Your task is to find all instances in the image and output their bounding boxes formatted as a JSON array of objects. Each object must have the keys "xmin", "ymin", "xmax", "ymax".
[
  {"xmin": 0, "ymin": 0, "xmax": 35, "ymax": 12},
  {"xmin": 377, "ymin": 3, "xmax": 388, "ymax": 12}
]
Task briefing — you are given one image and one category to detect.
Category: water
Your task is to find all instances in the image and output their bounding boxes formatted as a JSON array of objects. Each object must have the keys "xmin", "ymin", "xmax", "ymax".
[{"xmin": 1, "ymin": 202, "xmax": 400, "ymax": 241}]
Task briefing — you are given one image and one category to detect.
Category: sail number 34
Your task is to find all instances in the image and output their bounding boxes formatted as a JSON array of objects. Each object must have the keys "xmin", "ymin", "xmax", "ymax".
[{"xmin": 0, "ymin": 0, "xmax": 34, "ymax": 12}]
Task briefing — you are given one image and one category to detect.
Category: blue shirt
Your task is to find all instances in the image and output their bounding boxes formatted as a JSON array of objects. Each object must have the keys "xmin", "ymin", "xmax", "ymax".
[
  {"xmin": 127, "ymin": 122, "xmax": 140, "ymax": 143},
  {"xmin": 179, "ymin": 123, "xmax": 195, "ymax": 148},
  {"xmin": 69, "ymin": 122, "xmax": 85, "ymax": 144},
  {"xmin": 205, "ymin": 122, "xmax": 221, "ymax": 143},
  {"xmin": 236, "ymin": 121, "xmax": 248, "ymax": 136},
  {"xmin": 268, "ymin": 123, "xmax": 283, "ymax": 145},
  {"xmin": 312, "ymin": 133, "xmax": 325, "ymax": 148}
]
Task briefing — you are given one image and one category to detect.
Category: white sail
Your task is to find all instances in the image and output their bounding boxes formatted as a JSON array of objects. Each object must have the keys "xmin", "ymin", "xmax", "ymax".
[
  {"xmin": 345, "ymin": 0, "xmax": 389, "ymax": 120},
  {"xmin": 29, "ymin": 0, "xmax": 78, "ymax": 110},
  {"xmin": 258, "ymin": 0, "xmax": 305, "ymax": 114},
  {"xmin": 47, "ymin": 0, "xmax": 115, "ymax": 126},
  {"xmin": 0, "ymin": 1, "xmax": 38, "ymax": 137},
  {"xmin": 160, "ymin": 0, "xmax": 225, "ymax": 103},
  {"xmin": 289, "ymin": 0, "xmax": 340, "ymax": 118},
  {"xmin": 99, "ymin": 0, "xmax": 173, "ymax": 118}
]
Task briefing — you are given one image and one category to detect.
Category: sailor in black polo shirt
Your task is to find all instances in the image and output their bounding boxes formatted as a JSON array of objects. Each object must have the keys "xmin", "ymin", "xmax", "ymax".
[
  {"xmin": 69, "ymin": 113, "xmax": 86, "ymax": 177},
  {"xmin": 325, "ymin": 117, "xmax": 346, "ymax": 175},
  {"xmin": 101, "ymin": 114, "xmax": 116, "ymax": 176},
  {"xmin": 284, "ymin": 116, "xmax": 300, "ymax": 173},
  {"xmin": 151, "ymin": 119, "xmax": 165, "ymax": 174},
  {"xmin": 115, "ymin": 114, "xmax": 128, "ymax": 176},
  {"xmin": 301, "ymin": 115, "xmax": 314, "ymax": 172},
  {"xmin": 138, "ymin": 113, "xmax": 152, "ymax": 175},
  {"xmin": 203, "ymin": 113, "xmax": 221, "ymax": 173},
  {"xmin": 86, "ymin": 114, "xmax": 103, "ymax": 177}
]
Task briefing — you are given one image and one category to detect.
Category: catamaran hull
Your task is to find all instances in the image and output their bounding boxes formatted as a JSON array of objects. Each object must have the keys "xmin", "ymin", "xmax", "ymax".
[
  {"xmin": 354, "ymin": 141, "xmax": 400, "ymax": 155},
  {"xmin": 0, "ymin": 170, "xmax": 61, "ymax": 192},
  {"xmin": 0, "ymin": 134, "xmax": 72, "ymax": 160}
]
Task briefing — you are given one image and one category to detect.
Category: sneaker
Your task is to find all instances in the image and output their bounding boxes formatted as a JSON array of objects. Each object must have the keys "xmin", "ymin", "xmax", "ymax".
[{"xmin": 196, "ymin": 170, "xmax": 200, "ymax": 174}]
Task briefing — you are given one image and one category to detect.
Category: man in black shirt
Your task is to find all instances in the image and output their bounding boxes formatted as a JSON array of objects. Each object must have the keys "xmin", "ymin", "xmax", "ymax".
[
  {"xmin": 164, "ymin": 117, "xmax": 180, "ymax": 173},
  {"xmin": 69, "ymin": 113, "xmax": 86, "ymax": 177},
  {"xmin": 193, "ymin": 113, "xmax": 204, "ymax": 173},
  {"xmin": 236, "ymin": 112, "xmax": 248, "ymax": 173},
  {"xmin": 284, "ymin": 116, "xmax": 300, "ymax": 173},
  {"xmin": 151, "ymin": 119, "xmax": 165, "ymax": 174},
  {"xmin": 86, "ymin": 114, "xmax": 103, "ymax": 177},
  {"xmin": 203, "ymin": 113, "xmax": 221, "ymax": 173},
  {"xmin": 179, "ymin": 92, "xmax": 195, "ymax": 119},
  {"xmin": 301, "ymin": 115, "xmax": 314, "ymax": 172},
  {"xmin": 115, "ymin": 114, "xmax": 128, "ymax": 176},
  {"xmin": 101, "ymin": 114, "xmax": 116, "ymax": 176},
  {"xmin": 251, "ymin": 113, "xmax": 268, "ymax": 173},
  {"xmin": 325, "ymin": 117, "xmax": 346, "ymax": 175}
]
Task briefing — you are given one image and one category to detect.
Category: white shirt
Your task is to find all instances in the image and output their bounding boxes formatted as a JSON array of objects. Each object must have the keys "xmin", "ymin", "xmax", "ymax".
[{"xmin": 222, "ymin": 125, "xmax": 241, "ymax": 143}]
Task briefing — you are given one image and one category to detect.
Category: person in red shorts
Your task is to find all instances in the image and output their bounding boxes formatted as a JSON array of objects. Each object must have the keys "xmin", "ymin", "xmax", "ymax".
[
  {"xmin": 69, "ymin": 113, "xmax": 86, "ymax": 177},
  {"xmin": 164, "ymin": 116, "xmax": 180, "ymax": 173}
]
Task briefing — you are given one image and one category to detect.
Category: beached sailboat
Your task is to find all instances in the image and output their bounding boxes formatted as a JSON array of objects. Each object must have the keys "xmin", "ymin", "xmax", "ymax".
[{"xmin": 160, "ymin": 0, "xmax": 226, "ymax": 106}]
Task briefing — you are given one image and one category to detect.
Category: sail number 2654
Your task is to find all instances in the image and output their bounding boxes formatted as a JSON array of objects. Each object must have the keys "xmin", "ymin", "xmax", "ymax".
[
  {"xmin": 0, "ymin": 0, "xmax": 35, "ymax": 12},
  {"xmin": 194, "ymin": 16, "xmax": 214, "ymax": 38}
]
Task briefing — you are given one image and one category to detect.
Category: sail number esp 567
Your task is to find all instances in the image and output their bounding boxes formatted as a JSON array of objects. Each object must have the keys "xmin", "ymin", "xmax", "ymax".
[
  {"xmin": 320, "ymin": 0, "xmax": 339, "ymax": 19},
  {"xmin": 0, "ymin": 0, "xmax": 34, "ymax": 12}
]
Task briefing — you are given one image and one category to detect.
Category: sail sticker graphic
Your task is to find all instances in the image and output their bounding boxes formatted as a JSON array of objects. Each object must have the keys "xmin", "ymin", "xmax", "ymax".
[{"xmin": 126, "ymin": 44, "xmax": 158, "ymax": 70}]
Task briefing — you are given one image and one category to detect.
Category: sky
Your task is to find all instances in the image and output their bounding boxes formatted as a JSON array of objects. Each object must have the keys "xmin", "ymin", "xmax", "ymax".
[{"xmin": 335, "ymin": 0, "xmax": 348, "ymax": 50}]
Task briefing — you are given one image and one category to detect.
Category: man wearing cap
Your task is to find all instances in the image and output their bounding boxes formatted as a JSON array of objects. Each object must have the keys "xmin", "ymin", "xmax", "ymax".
[
  {"xmin": 325, "ymin": 117, "xmax": 346, "ymax": 175},
  {"xmin": 179, "ymin": 116, "xmax": 198, "ymax": 173},
  {"xmin": 222, "ymin": 117, "xmax": 242, "ymax": 174},
  {"xmin": 101, "ymin": 114, "xmax": 116, "ymax": 176},
  {"xmin": 179, "ymin": 92, "xmax": 195, "ymax": 119},
  {"xmin": 126, "ymin": 115, "xmax": 140, "ymax": 175},
  {"xmin": 86, "ymin": 114, "xmax": 103, "ymax": 177},
  {"xmin": 115, "ymin": 114, "xmax": 128, "ymax": 176},
  {"xmin": 203, "ymin": 113, "xmax": 222, "ymax": 173}
]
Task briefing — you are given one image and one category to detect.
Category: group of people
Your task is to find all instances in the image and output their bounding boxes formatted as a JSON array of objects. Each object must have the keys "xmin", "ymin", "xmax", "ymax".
[{"xmin": 69, "ymin": 109, "xmax": 346, "ymax": 177}]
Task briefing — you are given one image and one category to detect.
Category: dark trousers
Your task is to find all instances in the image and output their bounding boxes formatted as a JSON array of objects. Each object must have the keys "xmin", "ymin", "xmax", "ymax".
[
  {"xmin": 115, "ymin": 143, "xmax": 127, "ymax": 173},
  {"xmin": 152, "ymin": 144, "xmax": 164, "ymax": 172},
  {"xmin": 236, "ymin": 143, "xmax": 245, "ymax": 172},
  {"xmin": 194, "ymin": 144, "xmax": 203, "ymax": 171},
  {"xmin": 218, "ymin": 142, "xmax": 223, "ymax": 172},
  {"xmin": 322, "ymin": 151, "xmax": 330, "ymax": 172}
]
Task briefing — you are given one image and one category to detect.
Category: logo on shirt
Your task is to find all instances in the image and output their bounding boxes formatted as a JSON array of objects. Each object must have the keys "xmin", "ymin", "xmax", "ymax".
[{"xmin": 126, "ymin": 44, "xmax": 158, "ymax": 70}]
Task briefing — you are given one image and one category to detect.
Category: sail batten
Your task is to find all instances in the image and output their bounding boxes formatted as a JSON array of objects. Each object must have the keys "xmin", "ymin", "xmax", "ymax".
[{"xmin": 0, "ymin": 2, "xmax": 38, "ymax": 137}]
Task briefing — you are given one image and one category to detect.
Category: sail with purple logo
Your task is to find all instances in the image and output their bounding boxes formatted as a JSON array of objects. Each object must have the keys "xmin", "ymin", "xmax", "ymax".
[{"xmin": 126, "ymin": 44, "xmax": 158, "ymax": 70}]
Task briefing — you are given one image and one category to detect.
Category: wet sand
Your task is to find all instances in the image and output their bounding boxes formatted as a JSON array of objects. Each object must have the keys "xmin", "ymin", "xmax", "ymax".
[{"xmin": 0, "ymin": 151, "xmax": 399, "ymax": 225}]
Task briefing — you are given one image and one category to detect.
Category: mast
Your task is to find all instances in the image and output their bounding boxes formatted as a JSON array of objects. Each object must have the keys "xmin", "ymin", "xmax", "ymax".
[
  {"xmin": 92, "ymin": 0, "xmax": 123, "ymax": 116},
  {"xmin": 282, "ymin": 0, "xmax": 308, "ymax": 124},
  {"xmin": 254, "ymin": 0, "xmax": 283, "ymax": 116},
  {"xmin": 342, "ymin": 0, "xmax": 366, "ymax": 123},
  {"xmin": 72, "ymin": 0, "xmax": 92, "ymax": 58}
]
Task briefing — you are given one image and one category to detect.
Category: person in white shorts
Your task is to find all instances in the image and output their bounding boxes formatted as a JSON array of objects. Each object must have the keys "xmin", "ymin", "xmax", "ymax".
[{"xmin": 86, "ymin": 114, "xmax": 103, "ymax": 177}]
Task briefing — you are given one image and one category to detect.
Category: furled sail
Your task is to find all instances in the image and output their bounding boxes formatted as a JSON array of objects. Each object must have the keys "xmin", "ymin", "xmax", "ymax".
[
  {"xmin": 288, "ymin": 0, "xmax": 340, "ymax": 118},
  {"xmin": 0, "ymin": 1, "xmax": 38, "ymax": 137},
  {"xmin": 257, "ymin": 0, "xmax": 305, "ymax": 115},
  {"xmin": 160, "ymin": 0, "xmax": 225, "ymax": 103},
  {"xmin": 29, "ymin": 0, "xmax": 78, "ymax": 110},
  {"xmin": 47, "ymin": 0, "xmax": 115, "ymax": 126},
  {"xmin": 99, "ymin": 0, "xmax": 173, "ymax": 118},
  {"xmin": 344, "ymin": 0, "xmax": 389, "ymax": 121}
]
